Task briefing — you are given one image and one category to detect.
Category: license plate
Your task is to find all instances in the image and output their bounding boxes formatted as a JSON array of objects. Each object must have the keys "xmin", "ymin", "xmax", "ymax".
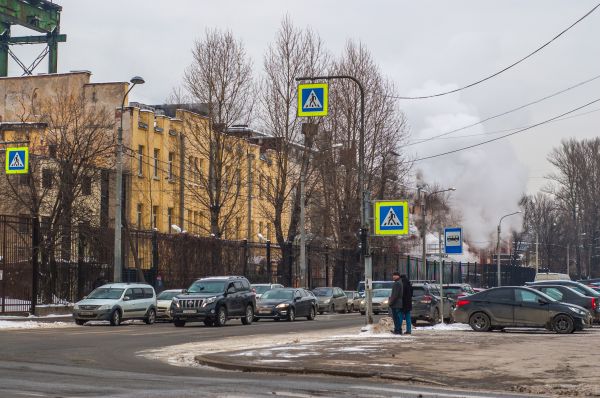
[
  {"xmin": 183, "ymin": 309, "xmax": 196, "ymax": 314},
  {"xmin": 79, "ymin": 311, "xmax": 93, "ymax": 316}
]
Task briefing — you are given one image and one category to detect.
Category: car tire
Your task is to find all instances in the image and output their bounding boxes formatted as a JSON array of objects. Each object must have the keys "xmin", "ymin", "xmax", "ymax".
[
  {"xmin": 144, "ymin": 308, "xmax": 156, "ymax": 325},
  {"xmin": 343, "ymin": 304, "xmax": 349, "ymax": 314},
  {"xmin": 174, "ymin": 320, "xmax": 186, "ymax": 327},
  {"xmin": 241, "ymin": 305, "xmax": 254, "ymax": 325},
  {"xmin": 214, "ymin": 306, "xmax": 227, "ymax": 327},
  {"xmin": 552, "ymin": 314, "xmax": 575, "ymax": 334},
  {"xmin": 318, "ymin": 311, "xmax": 324, "ymax": 315},
  {"xmin": 469, "ymin": 312, "xmax": 491, "ymax": 332},
  {"xmin": 307, "ymin": 306, "xmax": 316, "ymax": 320},
  {"xmin": 253, "ymin": 317, "xmax": 259, "ymax": 322},
  {"xmin": 109, "ymin": 309, "xmax": 121, "ymax": 326},
  {"xmin": 350, "ymin": 304, "xmax": 355, "ymax": 312},
  {"xmin": 75, "ymin": 319, "xmax": 86, "ymax": 326},
  {"xmin": 430, "ymin": 308, "xmax": 441, "ymax": 325},
  {"xmin": 287, "ymin": 307, "xmax": 296, "ymax": 322},
  {"xmin": 203, "ymin": 319, "xmax": 214, "ymax": 327}
]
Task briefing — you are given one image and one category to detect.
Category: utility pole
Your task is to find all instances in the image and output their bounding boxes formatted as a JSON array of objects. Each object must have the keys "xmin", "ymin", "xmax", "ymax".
[
  {"xmin": 535, "ymin": 233, "xmax": 539, "ymax": 274},
  {"xmin": 299, "ymin": 123, "xmax": 317, "ymax": 288},
  {"xmin": 566, "ymin": 243, "xmax": 570, "ymax": 277},
  {"xmin": 496, "ymin": 211, "xmax": 521, "ymax": 287},
  {"xmin": 419, "ymin": 187, "xmax": 426, "ymax": 280},
  {"xmin": 438, "ymin": 228, "xmax": 444, "ymax": 323}
]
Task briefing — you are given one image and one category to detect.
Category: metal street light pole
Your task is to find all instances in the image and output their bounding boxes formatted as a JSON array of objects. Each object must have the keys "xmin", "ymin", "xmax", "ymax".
[
  {"xmin": 295, "ymin": 75, "xmax": 370, "ymax": 323},
  {"xmin": 114, "ymin": 76, "xmax": 145, "ymax": 283},
  {"xmin": 496, "ymin": 211, "xmax": 521, "ymax": 287}
]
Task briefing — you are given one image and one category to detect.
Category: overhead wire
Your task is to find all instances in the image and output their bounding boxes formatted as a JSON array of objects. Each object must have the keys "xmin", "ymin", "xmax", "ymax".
[
  {"xmin": 387, "ymin": 2, "xmax": 600, "ymax": 100},
  {"xmin": 412, "ymin": 96, "xmax": 600, "ymax": 162}
]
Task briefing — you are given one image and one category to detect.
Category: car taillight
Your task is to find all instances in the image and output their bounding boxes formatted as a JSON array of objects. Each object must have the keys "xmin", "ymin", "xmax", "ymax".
[
  {"xmin": 592, "ymin": 298, "xmax": 597, "ymax": 310},
  {"xmin": 456, "ymin": 299, "xmax": 470, "ymax": 308},
  {"xmin": 420, "ymin": 295, "xmax": 432, "ymax": 304}
]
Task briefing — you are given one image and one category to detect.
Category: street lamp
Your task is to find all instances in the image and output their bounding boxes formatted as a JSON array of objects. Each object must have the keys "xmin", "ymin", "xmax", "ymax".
[
  {"xmin": 496, "ymin": 211, "xmax": 522, "ymax": 287},
  {"xmin": 114, "ymin": 76, "xmax": 145, "ymax": 283}
]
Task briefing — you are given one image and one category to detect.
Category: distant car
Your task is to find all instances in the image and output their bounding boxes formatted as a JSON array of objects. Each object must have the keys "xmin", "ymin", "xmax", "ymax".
[
  {"xmin": 411, "ymin": 282, "xmax": 454, "ymax": 325},
  {"xmin": 255, "ymin": 288, "xmax": 317, "ymax": 321},
  {"xmin": 344, "ymin": 291, "xmax": 361, "ymax": 312},
  {"xmin": 526, "ymin": 280, "xmax": 600, "ymax": 299},
  {"xmin": 312, "ymin": 287, "xmax": 348, "ymax": 314},
  {"xmin": 534, "ymin": 273, "xmax": 571, "ymax": 281},
  {"xmin": 357, "ymin": 280, "xmax": 394, "ymax": 297},
  {"xmin": 156, "ymin": 289, "xmax": 184, "ymax": 320},
  {"xmin": 251, "ymin": 283, "xmax": 284, "ymax": 299},
  {"xmin": 528, "ymin": 284, "xmax": 600, "ymax": 323},
  {"xmin": 454, "ymin": 286, "xmax": 591, "ymax": 334},
  {"xmin": 73, "ymin": 283, "xmax": 157, "ymax": 326},
  {"xmin": 442, "ymin": 284, "xmax": 476, "ymax": 301},
  {"xmin": 359, "ymin": 288, "xmax": 392, "ymax": 315}
]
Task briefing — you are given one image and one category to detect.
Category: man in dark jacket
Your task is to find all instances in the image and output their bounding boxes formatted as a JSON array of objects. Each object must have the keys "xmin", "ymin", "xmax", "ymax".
[
  {"xmin": 388, "ymin": 272, "xmax": 404, "ymax": 334},
  {"xmin": 400, "ymin": 274, "xmax": 413, "ymax": 334}
]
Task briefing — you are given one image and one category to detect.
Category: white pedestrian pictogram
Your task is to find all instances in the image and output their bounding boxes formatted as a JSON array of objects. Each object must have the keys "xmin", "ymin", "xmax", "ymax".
[
  {"xmin": 9, "ymin": 152, "xmax": 24, "ymax": 168},
  {"xmin": 303, "ymin": 90, "xmax": 322, "ymax": 109},
  {"xmin": 382, "ymin": 208, "xmax": 401, "ymax": 227}
]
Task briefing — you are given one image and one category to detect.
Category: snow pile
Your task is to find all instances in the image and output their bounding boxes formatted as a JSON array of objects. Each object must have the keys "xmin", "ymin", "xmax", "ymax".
[
  {"xmin": 0, "ymin": 320, "xmax": 71, "ymax": 330},
  {"xmin": 418, "ymin": 322, "xmax": 472, "ymax": 331}
]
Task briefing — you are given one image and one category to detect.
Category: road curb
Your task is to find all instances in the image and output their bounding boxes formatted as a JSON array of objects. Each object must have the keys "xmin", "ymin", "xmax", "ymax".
[{"xmin": 195, "ymin": 354, "xmax": 446, "ymax": 386}]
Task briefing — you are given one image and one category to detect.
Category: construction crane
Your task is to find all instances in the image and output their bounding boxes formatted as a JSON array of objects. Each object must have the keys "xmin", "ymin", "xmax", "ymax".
[{"xmin": 0, "ymin": 0, "xmax": 66, "ymax": 76}]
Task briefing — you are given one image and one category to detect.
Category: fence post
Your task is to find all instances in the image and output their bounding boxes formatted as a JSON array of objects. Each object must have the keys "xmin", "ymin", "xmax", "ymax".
[
  {"xmin": 152, "ymin": 230, "xmax": 159, "ymax": 286},
  {"xmin": 2, "ymin": 218, "xmax": 6, "ymax": 313},
  {"xmin": 287, "ymin": 241, "xmax": 293, "ymax": 287},
  {"xmin": 77, "ymin": 227, "xmax": 85, "ymax": 301},
  {"xmin": 242, "ymin": 239, "xmax": 248, "ymax": 277},
  {"xmin": 406, "ymin": 255, "xmax": 411, "ymax": 280},
  {"xmin": 266, "ymin": 240, "xmax": 272, "ymax": 283},
  {"xmin": 31, "ymin": 216, "xmax": 39, "ymax": 315},
  {"xmin": 451, "ymin": 262, "xmax": 454, "ymax": 283}
]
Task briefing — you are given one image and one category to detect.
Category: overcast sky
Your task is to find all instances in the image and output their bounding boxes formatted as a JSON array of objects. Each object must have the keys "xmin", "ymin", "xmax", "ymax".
[{"xmin": 8, "ymin": 0, "xmax": 600, "ymax": 242}]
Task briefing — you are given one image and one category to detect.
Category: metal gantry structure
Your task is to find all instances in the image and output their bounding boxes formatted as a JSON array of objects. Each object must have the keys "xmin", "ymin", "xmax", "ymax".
[{"xmin": 0, "ymin": 0, "xmax": 66, "ymax": 76}]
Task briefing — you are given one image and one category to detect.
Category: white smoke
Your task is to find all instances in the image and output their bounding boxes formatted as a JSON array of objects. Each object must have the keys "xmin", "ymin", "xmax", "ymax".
[{"xmin": 402, "ymin": 81, "xmax": 527, "ymax": 249}]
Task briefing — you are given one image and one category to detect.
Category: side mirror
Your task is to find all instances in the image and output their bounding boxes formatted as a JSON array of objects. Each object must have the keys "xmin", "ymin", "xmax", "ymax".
[
  {"xmin": 538, "ymin": 299, "xmax": 548, "ymax": 305},
  {"xmin": 123, "ymin": 296, "xmax": 131, "ymax": 301}
]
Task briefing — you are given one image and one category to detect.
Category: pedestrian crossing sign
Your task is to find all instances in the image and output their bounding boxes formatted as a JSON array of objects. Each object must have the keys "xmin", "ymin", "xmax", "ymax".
[
  {"xmin": 5, "ymin": 147, "xmax": 29, "ymax": 174},
  {"xmin": 374, "ymin": 200, "xmax": 409, "ymax": 236},
  {"xmin": 297, "ymin": 83, "xmax": 328, "ymax": 117}
]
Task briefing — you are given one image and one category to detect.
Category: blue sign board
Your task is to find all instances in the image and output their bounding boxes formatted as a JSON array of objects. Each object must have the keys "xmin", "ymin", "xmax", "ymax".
[
  {"xmin": 5, "ymin": 147, "xmax": 29, "ymax": 174},
  {"xmin": 297, "ymin": 83, "xmax": 328, "ymax": 117},
  {"xmin": 444, "ymin": 227, "xmax": 463, "ymax": 254},
  {"xmin": 374, "ymin": 201, "xmax": 409, "ymax": 236}
]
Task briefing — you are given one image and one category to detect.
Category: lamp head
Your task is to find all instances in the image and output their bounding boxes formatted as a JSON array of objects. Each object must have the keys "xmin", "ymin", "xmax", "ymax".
[{"xmin": 130, "ymin": 76, "xmax": 145, "ymax": 85}]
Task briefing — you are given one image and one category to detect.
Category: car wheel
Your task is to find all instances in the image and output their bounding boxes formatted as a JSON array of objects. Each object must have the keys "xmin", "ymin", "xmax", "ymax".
[
  {"xmin": 318, "ymin": 311, "xmax": 324, "ymax": 315},
  {"xmin": 174, "ymin": 319, "xmax": 186, "ymax": 327},
  {"xmin": 144, "ymin": 308, "xmax": 156, "ymax": 325},
  {"xmin": 253, "ymin": 317, "xmax": 259, "ymax": 322},
  {"xmin": 469, "ymin": 312, "xmax": 491, "ymax": 332},
  {"xmin": 350, "ymin": 304, "xmax": 355, "ymax": 312},
  {"xmin": 343, "ymin": 304, "xmax": 349, "ymax": 314},
  {"xmin": 203, "ymin": 319, "xmax": 214, "ymax": 327},
  {"xmin": 109, "ymin": 309, "xmax": 121, "ymax": 326},
  {"xmin": 430, "ymin": 308, "xmax": 441, "ymax": 325},
  {"xmin": 553, "ymin": 314, "xmax": 575, "ymax": 334},
  {"xmin": 287, "ymin": 307, "xmax": 296, "ymax": 322},
  {"xmin": 241, "ymin": 305, "xmax": 254, "ymax": 325},
  {"xmin": 307, "ymin": 306, "xmax": 316, "ymax": 320},
  {"xmin": 75, "ymin": 319, "xmax": 86, "ymax": 326},
  {"xmin": 214, "ymin": 306, "xmax": 227, "ymax": 327}
]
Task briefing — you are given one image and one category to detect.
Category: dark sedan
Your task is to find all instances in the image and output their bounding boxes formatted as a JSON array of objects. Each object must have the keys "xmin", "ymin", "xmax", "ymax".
[
  {"xmin": 453, "ymin": 286, "xmax": 591, "ymax": 334},
  {"xmin": 528, "ymin": 284, "xmax": 600, "ymax": 323},
  {"xmin": 526, "ymin": 280, "xmax": 600, "ymax": 299},
  {"xmin": 255, "ymin": 288, "xmax": 317, "ymax": 322}
]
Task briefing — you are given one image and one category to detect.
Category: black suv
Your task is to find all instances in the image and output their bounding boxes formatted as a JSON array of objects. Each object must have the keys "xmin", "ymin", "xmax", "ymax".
[
  {"xmin": 170, "ymin": 276, "xmax": 256, "ymax": 327},
  {"xmin": 412, "ymin": 282, "xmax": 454, "ymax": 325}
]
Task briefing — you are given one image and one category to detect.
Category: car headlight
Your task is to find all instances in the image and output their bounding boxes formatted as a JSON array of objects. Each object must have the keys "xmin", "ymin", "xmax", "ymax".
[
  {"xmin": 202, "ymin": 297, "xmax": 217, "ymax": 307},
  {"xmin": 172, "ymin": 298, "xmax": 180, "ymax": 308},
  {"xmin": 569, "ymin": 306, "xmax": 586, "ymax": 315},
  {"xmin": 383, "ymin": 299, "xmax": 389, "ymax": 305},
  {"xmin": 323, "ymin": 299, "xmax": 330, "ymax": 304},
  {"xmin": 276, "ymin": 303, "xmax": 289, "ymax": 309},
  {"xmin": 360, "ymin": 300, "xmax": 365, "ymax": 305},
  {"xmin": 98, "ymin": 304, "xmax": 111, "ymax": 311}
]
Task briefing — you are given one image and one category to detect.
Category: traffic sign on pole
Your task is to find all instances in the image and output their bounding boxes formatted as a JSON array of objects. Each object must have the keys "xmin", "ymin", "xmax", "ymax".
[
  {"xmin": 5, "ymin": 147, "xmax": 29, "ymax": 174},
  {"xmin": 444, "ymin": 227, "xmax": 463, "ymax": 254},
  {"xmin": 374, "ymin": 200, "xmax": 409, "ymax": 236},
  {"xmin": 297, "ymin": 83, "xmax": 328, "ymax": 117}
]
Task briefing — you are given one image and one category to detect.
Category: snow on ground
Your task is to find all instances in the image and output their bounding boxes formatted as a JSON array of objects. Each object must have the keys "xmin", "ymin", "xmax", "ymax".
[
  {"xmin": 0, "ymin": 313, "xmax": 70, "ymax": 319},
  {"xmin": 0, "ymin": 320, "xmax": 71, "ymax": 330},
  {"xmin": 418, "ymin": 322, "xmax": 472, "ymax": 331}
]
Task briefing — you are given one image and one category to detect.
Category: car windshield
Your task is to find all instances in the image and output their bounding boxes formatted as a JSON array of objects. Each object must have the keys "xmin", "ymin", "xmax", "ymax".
[
  {"xmin": 253, "ymin": 285, "xmax": 271, "ymax": 294},
  {"xmin": 188, "ymin": 281, "xmax": 226, "ymax": 294},
  {"xmin": 345, "ymin": 292, "xmax": 355, "ymax": 298},
  {"xmin": 444, "ymin": 287, "xmax": 462, "ymax": 294},
  {"xmin": 313, "ymin": 288, "xmax": 333, "ymax": 297},
  {"xmin": 261, "ymin": 289, "xmax": 293, "ymax": 300},
  {"xmin": 412, "ymin": 287, "xmax": 425, "ymax": 297},
  {"xmin": 157, "ymin": 291, "xmax": 180, "ymax": 300},
  {"xmin": 373, "ymin": 289, "xmax": 392, "ymax": 297},
  {"xmin": 86, "ymin": 288, "xmax": 124, "ymax": 300}
]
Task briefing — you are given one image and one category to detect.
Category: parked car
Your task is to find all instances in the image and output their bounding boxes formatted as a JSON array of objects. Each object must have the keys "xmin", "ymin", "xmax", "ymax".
[
  {"xmin": 251, "ymin": 283, "xmax": 284, "ymax": 299},
  {"xmin": 453, "ymin": 286, "xmax": 592, "ymax": 334},
  {"xmin": 156, "ymin": 289, "xmax": 184, "ymax": 320},
  {"xmin": 255, "ymin": 288, "xmax": 317, "ymax": 321},
  {"xmin": 411, "ymin": 282, "xmax": 454, "ymax": 325},
  {"xmin": 534, "ymin": 272, "xmax": 571, "ymax": 281},
  {"xmin": 171, "ymin": 276, "xmax": 256, "ymax": 327},
  {"xmin": 528, "ymin": 284, "xmax": 600, "ymax": 323},
  {"xmin": 345, "ymin": 291, "xmax": 361, "ymax": 312},
  {"xmin": 359, "ymin": 288, "xmax": 392, "ymax": 315},
  {"xmin": 526, "ymin": 280, "xmax": 600, "ymax": 299},
  {"xmin": 73, "ymin": 283, "xmax": 157, "ymax": 326},
  {"xmin": 312, "ymin": 287, "xmax": 348, "ymax": 314},
  {"xmin": 442, "ymin": 283, "xmax": 476, "ymax": 301},
  {"xmin": 357, "ymin": 280, "xmax": 394, "ymax": 297}
]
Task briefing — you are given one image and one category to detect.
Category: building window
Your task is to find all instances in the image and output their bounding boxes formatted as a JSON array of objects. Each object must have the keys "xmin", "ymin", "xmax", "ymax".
[
  {"xmin": 82, "ymin": 176, "xmax": 92, "ymax": 196},
  {"xmin": 48, "ymin": 144, "xmax": 57, "ymax": 158},
  {"xmin": 167, "ymin": 207, "xmax": 173, "ymax": 233},
  {"xmin": 199, "ymin": 159, "xmax": 204, "ymax": 180},
  {"xmin": 138, "ymin": 145, "xmax": 144, "ymax": 176},
  {"xmin": 152, "ymin": 206, "xmax": 158, "ymax": 229},
  {"xmin": 168, "ymin": 152, "xmax": 174, "ymax": 180},
  {"xmin": 235, "ymin": 217, "xmax": 241, "ymax": 240},
  {"xmin": 259, "ymin": 221, "xmax": 263, "ymax": 236},
  {"xmin": 136, "ymin": 203, "xmax": 143, "ymax": 228},
  {"xmin": 267, "ymin": 223, "xmax": 272, "ymax": 241},
  {"xmin": 42, "ymin": 169, "xmax": 53, "ymax": 189},
  {"xmin": 153, "ymin": 148, "xmax": 160, "ymax": 178}
]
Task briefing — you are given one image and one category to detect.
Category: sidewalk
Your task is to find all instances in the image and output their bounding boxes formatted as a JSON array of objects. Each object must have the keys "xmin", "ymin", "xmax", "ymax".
[{"xmin": 182, "ymin": 318, "xmax": 600, "ymax": 397}]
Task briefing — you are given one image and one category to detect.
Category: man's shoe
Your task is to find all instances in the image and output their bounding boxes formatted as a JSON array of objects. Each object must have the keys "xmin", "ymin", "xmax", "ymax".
[{"xmin": 405, "ymin": 331, "xmax": 412, "ymax": 335}]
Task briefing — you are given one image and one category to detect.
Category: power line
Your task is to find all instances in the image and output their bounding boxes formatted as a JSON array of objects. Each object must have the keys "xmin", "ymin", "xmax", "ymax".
[
  {"xmin": 406, "ymin": 74, "xmax": 600, "ymax": 146},
  {"xmin": 388, "ymin": 3, "xmax": 600, "ymax": 100},
  {"xmin": 413, "ymin": 96, "xmax": 600, "ymax": 162}
]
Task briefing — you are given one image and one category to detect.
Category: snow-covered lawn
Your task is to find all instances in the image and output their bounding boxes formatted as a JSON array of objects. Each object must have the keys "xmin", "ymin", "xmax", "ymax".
[{"xmin": 0, "ymin": 320, "xmax": 72, "ymax": 330}]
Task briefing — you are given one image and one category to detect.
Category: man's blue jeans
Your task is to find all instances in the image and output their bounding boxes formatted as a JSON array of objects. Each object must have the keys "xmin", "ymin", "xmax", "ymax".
[
  {"xmin": 391, "ymin": 308, "xmax": 403, "ymax": 333},
  {"xmin": 400, "ymin": 310, "xmax": 412, "ymax": 334}
]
